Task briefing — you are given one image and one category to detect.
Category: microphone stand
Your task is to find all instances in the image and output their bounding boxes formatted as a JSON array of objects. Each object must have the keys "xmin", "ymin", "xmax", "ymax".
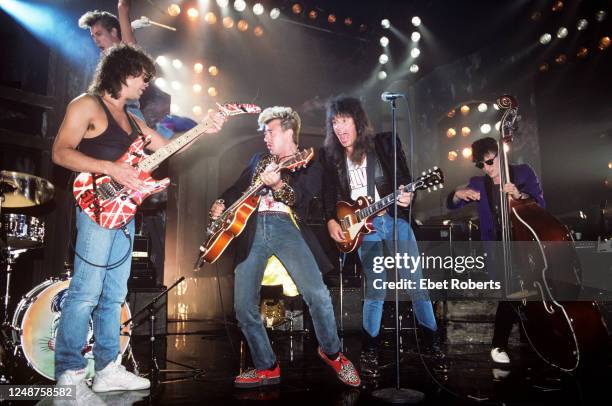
[{"xmin": 372, "ymin": 96, "xmax": 425, "ymax": 404}]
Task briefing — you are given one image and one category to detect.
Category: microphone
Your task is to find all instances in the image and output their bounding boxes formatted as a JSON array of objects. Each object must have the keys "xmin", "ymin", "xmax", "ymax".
[{"xmin": 381, "ymin": 91, "xmax": 406, "ymax": 102}]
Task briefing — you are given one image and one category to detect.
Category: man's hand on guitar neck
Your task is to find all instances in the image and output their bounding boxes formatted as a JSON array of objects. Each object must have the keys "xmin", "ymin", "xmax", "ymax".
[
  {"xmin": 103, "ymin": 161, "xmax": 144, "ymax": 191},
  {"xmin": 327, "ymin": 219, "xmax": 345, "ymax": 243},
  {"xmin": 397, "ymin": 187, "xmax": 414, "ymax": 208}
]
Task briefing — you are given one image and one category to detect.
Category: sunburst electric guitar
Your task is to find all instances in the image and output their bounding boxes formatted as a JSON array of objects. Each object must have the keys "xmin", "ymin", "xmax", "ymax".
[
  {"xmin": 335, "ymin": 167, "xmax": 444, "ymax": 253},
  {"xmin": 73, "ymin": 103, "xmax": 261, "ymax": 229},
  {"xmin": 197, "ymin": 148, "xmax": 315, "ymax": 265}
]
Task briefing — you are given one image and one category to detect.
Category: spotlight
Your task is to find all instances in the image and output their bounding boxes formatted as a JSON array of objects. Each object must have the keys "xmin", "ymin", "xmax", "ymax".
[
  {"xmin": 493, "ymin": 104, "xmax": 500, "ymax": 111},
  {"xmin": 577, "ymin": 47, "xmax": 588, "ymax": 58},
  {"xmin": 254, "ymin": 26, "xmax": 264, "ymax": 37},
  {"xmin": 554, "ymin": 53, "xmax": 567, "ymax": 64},
  {"xmin": 381, "ymin": 19, "xmax": 390, "ymax": 29},
  {"xmin": 557, "ymin": 27, "xmax": 568, "ymax": 38},
  {"xmin": 410, "ymin": 48, "xmax": 420, "ymax": 58},
  {"xmin": 155, "ymin": 55, "xmax": 168, "ymax": 66},
  {"xmin": 552, "ymin": 1, "xmax": 563, "ymax": 12},
  {"xmin": 172, "ymin": 59, "xmax": 182, "ymax": 69},
  {"xmin": 409, "ymin": 64, "xmax": 419, "ymax": 73},
  {"xmin": 503, "ymin": 144, "xmax": 510, "ymax": 153},
  {"xmin": 608, "ymin": 161, "xmax": 612, "ymax": 169},
  {"xmin": 223, "ymin": 16, "xmax": 234, "ymax": 28},
  {"xmin": 217, "ymin": 0, "xmax": 229, "ymax": 8},
  {"xmin": 461, "ymin": 126, "xmax": 471, "ymax": 137},
  {"xmin": 477, "ymin": 103, "xmax": 488, "ymax": 112},
  {"xmin": 377, "ymin": 71, "xmax": 387, "ymax": 80},
  {"xmin": 171, "ymin": 81, "xmax": 181, "ymax": 90},
  {"xmin": 193, "ymin": 83, "xmax": 202, "ymax": 93},
  {"xmin": 577, "ymin": 19, "xmax": 588, "ymax": 31},
  {"xmin": 208, "ymin": 87, "xmax": 218, "ymax": 97},
  {"xmin": 411, "ymin": 31, "xmax": 421, "ymax": 42},
  {"xmin": 170, "ymin": 104, "xmax": 179, "ymax": 114},
  {"xmin": 411, "ymin": 16, "xmax": 421, "ymax": 27},
  {"xmin": 194, "ymin": 63, "xmax": 204, "ymax": 73},
  {"xmin": 237, "ymin": 20, "xmax": 248, "ymax": 31},
  {"xmin": 495, "ymin": 121, "xmax": 501, "ymax": 131},
  {"xmin": 359, "ymin": 24, "xmax": 368, "ymax": 32},
  {"xmin": 480, "ymin": 123, "xmax": 492, "ymax": 134},
  {"xmin": 595, "ymin": 10, "xmax": 607, "ymax": 22},
  {"xmin": 167, "ymin": 4, "xmax": 181, "ymax": 17},
  {"xmin": 530, "ymin": 11, "xmax": 542, "ymax": 22},
  {"xmin": 446, "ymin": 128, "xmax": 456, "ymax": 138},
  {"xmin": 205, "ymin": 12, "xmax": 217, "ymax": 24},
  {"xmin": 448, "ymin": 151, "xmax": 458, "ymax": 161},
  {"xmin": 344, "ymin": 17, "xmax": 352, "ymax": 26},
  {"xmin": 462, "ymin": 148, "xmax": 472, "ymax": 159},
  {"xmin": 187, "ymin": 8, "xmax": 199, "ymax": 19},
  {"xmin": 460, "ymin": 105, "xmax": 470, "ymax": 115},
  {"xmin": 599, "ymin": 36, "xmax": 611, "ymax": 50},
  {"xmin": 292, "ymin": 3, "xmax": 302, "ymax": 14},
  {"xmin": 209, "ymin": 66, "xmax": 219, "ymax": 76},
  {"xmin": 538, "ymin": 63, "xmax": 550, "ymax": 72},
  {"xmin": 154, "ymin": 78, "xmax": 166, "ymax": 88},
  {"xmin": 380, "ymin": 36, "xmax": 389, "ymax": 47},
  {"xmin": 234, "ymin": 0, "xmax": 246, "ymax": 12},
  {"xmin": 253, "ymin": 3, "xmax": 264, "ymax": 16},
  {"xmin": 270, "ymin": 8, "xmax": 280, "ymax": 19},
  {"xmin": 308, "ymin": 10, "xmax": 317, "ymax": 20},
  {"xmin": 328, "ymin": 14, "xmax": 336, "ymax": 24},
  {"xmin": 379, "ymin": 54, "xmax": 389, "ymax": 65},
  {"xmin": 539, "ymin": 33, "xmax": 552, "ymax": 44},
  {"xmin": 193, "ymin": 106, "xmax": 203, "ymax": 116}
]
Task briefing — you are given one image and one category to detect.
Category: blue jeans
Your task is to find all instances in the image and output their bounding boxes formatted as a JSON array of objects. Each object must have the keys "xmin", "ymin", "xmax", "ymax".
[
  {"xmin": 359, "ymin": 213, "xmax": 437, "ymax": 337},
  {"xmin": 54, "ymin": 209, "xmax": 134, "ymax": 377},
  {"xmin": 234, "ymin": 213, "xmax": 341, "ymax": 370}
]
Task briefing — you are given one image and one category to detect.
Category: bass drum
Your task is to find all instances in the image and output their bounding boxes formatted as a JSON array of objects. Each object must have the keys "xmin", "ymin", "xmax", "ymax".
[{"xmin": 11, "ymin": 278, "xmax": 131, "ymax": 380}]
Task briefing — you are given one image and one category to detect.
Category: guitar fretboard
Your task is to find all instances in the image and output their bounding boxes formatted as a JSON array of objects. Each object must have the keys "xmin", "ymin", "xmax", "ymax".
[{"xmin": 356, "ymin": 183, "xmax": 417, "ymax": 221}]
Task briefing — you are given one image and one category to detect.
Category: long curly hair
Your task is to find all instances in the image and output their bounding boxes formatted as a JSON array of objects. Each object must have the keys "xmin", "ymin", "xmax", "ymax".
[
  {"xmin": 88, "ymin": 43, "xmax": 155, "ymax": 99},
  {"xmin": 324, "ymin": 96, "xmax": 374, "ymax": 165}
]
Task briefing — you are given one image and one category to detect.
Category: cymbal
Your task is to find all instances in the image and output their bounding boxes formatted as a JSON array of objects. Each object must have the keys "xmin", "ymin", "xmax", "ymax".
[{"xmin": 0, "ymin": 171, "xmax": 55, "ymax": 208}]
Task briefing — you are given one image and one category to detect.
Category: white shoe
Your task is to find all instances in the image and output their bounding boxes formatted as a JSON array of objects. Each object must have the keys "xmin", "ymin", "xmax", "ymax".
[
  {"xmin": 490, "ymin": 347, "xmax": 510, "ymax": 364},
  {"xmin": 54, "ymin": 369, "xmax": 106, "ymax": 406},
  {"xmin": 92, "ymin": 361, "xmax": 150, "ymax": 392}
]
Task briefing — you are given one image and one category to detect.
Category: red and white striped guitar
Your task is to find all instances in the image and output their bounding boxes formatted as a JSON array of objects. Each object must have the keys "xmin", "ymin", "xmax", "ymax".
[{"xmin": 73, "ymin": 103, "xmax": 261, "ymax": 229}]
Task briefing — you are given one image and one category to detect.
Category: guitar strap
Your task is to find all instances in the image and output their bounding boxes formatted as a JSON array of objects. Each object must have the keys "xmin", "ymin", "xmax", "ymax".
[{"xmin": 366, "ymin": 149, "xmax": 377, "ymax": 200}]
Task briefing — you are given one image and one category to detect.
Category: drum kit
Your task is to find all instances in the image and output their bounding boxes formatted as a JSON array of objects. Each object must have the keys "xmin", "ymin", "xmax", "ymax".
[{"xmin": 0, "ymin": 170, "xmax": 132, "ymax": 383}]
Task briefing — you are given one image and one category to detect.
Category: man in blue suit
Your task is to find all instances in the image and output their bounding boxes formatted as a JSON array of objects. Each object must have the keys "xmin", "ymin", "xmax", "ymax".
[{"xmin": 447, "ymin": 136, "xmax": 545, "ymax": 364}]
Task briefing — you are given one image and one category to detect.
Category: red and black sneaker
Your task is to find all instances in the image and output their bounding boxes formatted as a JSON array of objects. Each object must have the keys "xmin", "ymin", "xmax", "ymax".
[
  {"xmin": 317, "ymin": 347, "xmax": 361, "ymax": 387},
  {"xmin": 234, "ymin": 364, "xmax": 281, "ymax": 389}
]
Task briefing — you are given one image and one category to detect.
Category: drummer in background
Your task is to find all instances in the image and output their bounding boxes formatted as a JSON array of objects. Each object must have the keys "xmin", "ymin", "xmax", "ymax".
[
  {"xmin": 51, "ymin": 44, "xmax": 225, "ymax": 404},
  {"xmin": 447, "ymin": 136, "xmax": 545, "ymax": 365}
]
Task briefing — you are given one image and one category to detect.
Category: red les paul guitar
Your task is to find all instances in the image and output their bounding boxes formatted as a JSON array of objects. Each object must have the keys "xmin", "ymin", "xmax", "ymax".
[
  {"xmin": 73, "ymin": 103, "xmax": 261, "ymax": 229},
  {"xmin": 197, "ymin": 148, "xmax": 314, "ymax": 265},
  {"xmin": 335, "ymin": 167, "xmax": 444, "ymax": 253}
]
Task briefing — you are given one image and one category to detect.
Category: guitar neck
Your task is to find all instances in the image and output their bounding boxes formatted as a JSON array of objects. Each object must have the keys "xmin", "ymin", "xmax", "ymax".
[
  {"xmin": 138, "ymin": 117, "xmax": 214, "ymax": 172},
  {"xmin": 356, "ymin": 183, "xmax": 415, "ymax": 221}
]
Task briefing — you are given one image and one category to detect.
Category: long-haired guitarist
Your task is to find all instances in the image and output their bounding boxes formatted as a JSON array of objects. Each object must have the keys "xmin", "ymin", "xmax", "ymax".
[
  {"xmin": 320, "ymin": 96, "xmax": 445, "ymax": 378},
  {"xmin": 51, "ymin": 44, "xmax": 225, "ymax": 401},
  {"xmin": 208, "ymin": 106, "xmax": 360, "ymax": 389}
]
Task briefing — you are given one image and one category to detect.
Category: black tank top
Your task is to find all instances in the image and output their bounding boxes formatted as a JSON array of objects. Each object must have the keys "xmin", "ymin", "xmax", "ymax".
[{"xmin": 78, "ymin": 95, "xmax": 141, "ymax": 162}]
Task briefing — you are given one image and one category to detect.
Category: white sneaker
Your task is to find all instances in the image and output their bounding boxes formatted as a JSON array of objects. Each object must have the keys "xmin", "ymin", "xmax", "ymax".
[
  {"xmin": 92, "ymin": 361, "xmax": 150, "ymax": 392},
  {"xmin": 54, "ymin": 369, "xmax": 106, "ymax": 406},
  {"xmin": 490, "ymin": 347, "xmax": 510, "ymax": 364}
]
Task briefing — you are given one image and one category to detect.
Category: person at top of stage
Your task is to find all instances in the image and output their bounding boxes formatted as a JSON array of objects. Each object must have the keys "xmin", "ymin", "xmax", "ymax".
[
  {"xmin": 447, "ymin": 136, "xmax": 545, "ymax": 365},
  {"xmin": 78, "ymin": 0, "xmax": 136, "ymax": 51},
  {"xmin": 51, "ymin": 44, "xmax": 225, "ymax": 404},
  {"xmin": 320, "ymin": 96, "xmax": 446, "ymax": 379},
  {"xmin": 209, "ymin": 106, "xmax": 361, "ymax": 389}
]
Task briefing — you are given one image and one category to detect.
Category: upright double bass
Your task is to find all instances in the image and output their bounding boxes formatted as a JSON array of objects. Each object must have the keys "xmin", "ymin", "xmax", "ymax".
[{"xmin": 496, "ymin": 95, "xmax": 608, "ymax": 371}]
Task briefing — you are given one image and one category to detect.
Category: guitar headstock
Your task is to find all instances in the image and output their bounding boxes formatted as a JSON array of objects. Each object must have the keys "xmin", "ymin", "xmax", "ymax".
[
  {"xmin": 217, "ymin": 102, "xmax": 262, "ymax": 117},
  {"xmin": 413, "ymin": 167, "xmax": 444, "ymax": 192},
  {"xmin": 278, "ymin": 148, "xmax": 315, "ymax": 171}
]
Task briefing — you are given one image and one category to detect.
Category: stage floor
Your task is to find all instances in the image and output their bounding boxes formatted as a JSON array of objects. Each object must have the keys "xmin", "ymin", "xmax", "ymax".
[{"xmin": 62, "ymin": 320, "xmax": 611, "ymax": 405}]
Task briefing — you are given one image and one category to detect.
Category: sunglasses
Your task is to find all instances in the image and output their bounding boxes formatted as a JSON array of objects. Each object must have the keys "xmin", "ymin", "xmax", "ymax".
[
  {"xmin": 143, "ymin": 73, "xmax": 154, "ymax": 83},
  {"xmin": 475, "ymin": 154, "xmax": 497, "ymax": 169}
]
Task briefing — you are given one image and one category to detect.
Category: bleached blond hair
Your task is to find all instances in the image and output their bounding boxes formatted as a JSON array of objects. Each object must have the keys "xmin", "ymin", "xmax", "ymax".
[{"xmin": 257, "ymin": 106, "xmax": 301, "ymax": 144}]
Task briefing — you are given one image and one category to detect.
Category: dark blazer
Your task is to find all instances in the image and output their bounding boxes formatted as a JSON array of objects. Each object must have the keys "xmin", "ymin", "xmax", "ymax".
[
  {"xmin": 219, "ymin": 152, "xmax": 333, "ymax": 273},
  {"xmin": 320, "ymin": 132, "xmax": 413, "ymax": 223},
  {"xmin": 446, "ymin": 164, "xmax": 545, "ymax": 241}
]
